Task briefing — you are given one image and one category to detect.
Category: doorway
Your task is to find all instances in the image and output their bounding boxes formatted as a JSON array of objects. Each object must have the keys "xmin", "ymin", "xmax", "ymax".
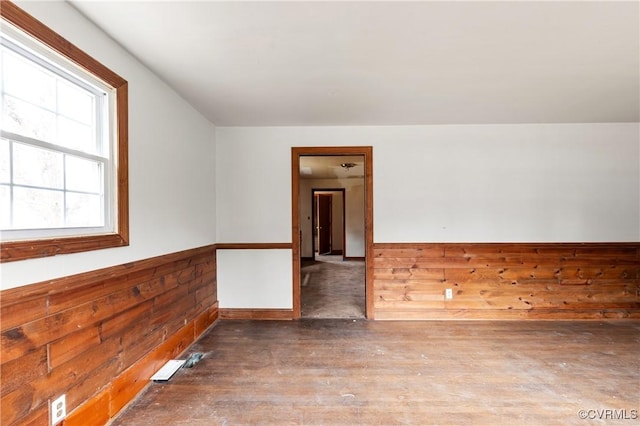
[
  {"xmin": 313, "ymin": 189, "xmax": 344, "ymax": 260},
  {"xmin": 316, "ymin": 193, "xmax": 333, "ymax": 256},
  {"xmin": 303, "ymin": 187, "xmax": 362, "ymax": 318},
  {"xmin": 291, "ymin": 147, "xmax": 373, "ymax": 319}
]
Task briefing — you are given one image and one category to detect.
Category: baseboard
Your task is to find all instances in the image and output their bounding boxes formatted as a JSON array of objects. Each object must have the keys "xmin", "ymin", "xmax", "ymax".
[
  {"xmin": 301, "ymin": 256, "xmax": 314, "ymax": 261},
  {"xmin": 220, "ymin": 308, "xmax": 293, "ymax": 320},
  {"xmin": 344, "ymin": 256, "xmax": 365, "ymax": 261},
  {"xmin": 330, "ymin": 249, "xmax": 343, "ymax": 255}
]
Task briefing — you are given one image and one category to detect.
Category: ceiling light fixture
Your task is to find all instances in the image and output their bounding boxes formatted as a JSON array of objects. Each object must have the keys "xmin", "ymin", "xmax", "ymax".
[{"xmin": 340, "ymin": 162, "xmax": 356, "ymax": 171}]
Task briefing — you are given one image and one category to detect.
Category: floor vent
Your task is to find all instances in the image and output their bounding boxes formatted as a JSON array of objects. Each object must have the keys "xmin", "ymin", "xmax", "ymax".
[{"xmin": 150, "ymin": 360, "xmax": 185, "ymax": 382}]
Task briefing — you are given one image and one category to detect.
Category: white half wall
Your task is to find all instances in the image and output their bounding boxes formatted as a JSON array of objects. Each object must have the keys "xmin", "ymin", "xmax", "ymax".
[
  {"xmin": 1, "ymin": 2, "xmax": 216, "ymax": 290},
  {"xmin": 217, "ymin": 249, "xmax": 293, "ymax": 309}
]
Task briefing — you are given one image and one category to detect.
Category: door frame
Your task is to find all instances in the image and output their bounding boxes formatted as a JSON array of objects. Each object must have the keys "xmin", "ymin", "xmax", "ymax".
[
  {"xmin": 291, "ymin": 146, "xmax": 373, "ymax": 319},
  {"xmin": 312, "ymin": 188, "xmax": 346, "ymax": 261}
]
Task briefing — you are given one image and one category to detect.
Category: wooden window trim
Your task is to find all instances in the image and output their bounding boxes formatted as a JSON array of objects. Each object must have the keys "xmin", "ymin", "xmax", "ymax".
[{"xmin": 0, "ymin": 1, "xmax": 129, "ymax": 262}]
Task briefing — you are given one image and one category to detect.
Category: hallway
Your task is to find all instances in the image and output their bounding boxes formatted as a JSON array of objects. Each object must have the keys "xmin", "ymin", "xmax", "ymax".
[{"xmin": 301, "ymin": 255, "xmax": 365, "ymax": 319}]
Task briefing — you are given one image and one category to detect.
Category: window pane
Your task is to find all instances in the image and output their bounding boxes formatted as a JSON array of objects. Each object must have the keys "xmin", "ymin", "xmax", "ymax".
[
  {"xmin": 13, "ymin": 186, "xmax": 63, "ymax": 229},
  {"xmin": 13, "ymin": 142, "xmax": 63, "ymax": 189},
  {"xmin": 66, "ymin": 192, "xmax": 102, "ymax": 227},
  {"xmin": 58, "ymin": 116, "xmax": 94, "ymax": 153},
  {"xmin": 57, "ymin": 79, "xmax": 94, "ymax": 125},
  {"xmin": 2, "ymin": 95, "xmax": 57, "ymax": 142},
  {"xmin": 66, "ymin": 155, "xmax": 102, "ymax": 193},
  {"xmin": 0, "ymin": 184, "xmax": 10, "ymax": 228},
  {"xmin": 0, "ymin": 139, "xmax": 9, "ymax": 183},
  {"xmin": 2, "ymin": 48, "xmax": 56, "ymax": 110}
]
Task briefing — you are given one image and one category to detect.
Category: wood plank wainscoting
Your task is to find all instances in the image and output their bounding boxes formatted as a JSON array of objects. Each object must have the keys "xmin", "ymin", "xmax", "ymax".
[
  {"xmin": 373, "ymin": 243, "xmax": 640, "ymax": 320},
  {"xmin": 0, "ymin": 245, "xmax": 218, "ymax": 426}
]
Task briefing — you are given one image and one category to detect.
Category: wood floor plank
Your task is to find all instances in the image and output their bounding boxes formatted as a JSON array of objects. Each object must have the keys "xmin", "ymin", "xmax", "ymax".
[{"xmin": 111, "ymin": 319, "xmax": 640, "ymax": 425}]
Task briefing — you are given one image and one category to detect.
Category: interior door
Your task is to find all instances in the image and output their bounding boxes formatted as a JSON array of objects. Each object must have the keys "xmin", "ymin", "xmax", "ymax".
[{"xmin": 317, "ymin": 194, "xmax": 332, "ymax": 255}]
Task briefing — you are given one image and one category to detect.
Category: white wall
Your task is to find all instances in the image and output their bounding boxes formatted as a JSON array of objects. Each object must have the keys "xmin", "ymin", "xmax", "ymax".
[
  {"xmin": 374, "ymin": 124, "xmax": 639, "ymax": 242},
  {"xmin": 1, "ymin": 1, "xmax": 216, "ymax": 290},
  {"xmin": 217, "ymin": 249, "xmax": 292, "ymax": 309},
  {"xmin": 217, "ymin": 123, "xmax": 639, "ymax": 244}
]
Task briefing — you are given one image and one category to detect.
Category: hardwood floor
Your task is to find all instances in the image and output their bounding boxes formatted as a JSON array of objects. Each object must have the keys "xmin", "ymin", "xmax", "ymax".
[{"xmin": 111, "ymin": 319, "xmax": 639, "ymax": 425}]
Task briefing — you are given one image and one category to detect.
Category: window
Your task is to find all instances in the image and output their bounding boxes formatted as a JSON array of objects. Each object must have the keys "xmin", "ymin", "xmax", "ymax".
[{"xmin": 0, "ymin": 2, "xmax": 128, "ymax": 262}]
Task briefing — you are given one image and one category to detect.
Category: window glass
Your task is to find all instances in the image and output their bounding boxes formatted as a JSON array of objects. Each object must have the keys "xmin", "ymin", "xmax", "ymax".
[
  {"xmin": 13, "ymin": 186, "xmax": 64, "ymax": 229},
  {"xmin": 0, "ymin": 184, "xmax": 10, "ymax": 228},
  {"xmin": 2, "ymin": 95, "xmax": 57, "ymax": 142},
  {"xmin": 66, "ymin": 192, "xmax": 102, "ymax": 227},
  {"xmin": 12, "ymin": 142, "xmax": 64, "ymax": 189},
  {"xmin": 57, "ymin": 115, "xmax": 94, "ymax": 153},
  {"xmin": 0, "ymin": 138, "xmax": 9, "ymax": 183},
  {"xmin": 65, "ymin": 155, "xmax": 102, "ymax": 193},
  {"xmin": 2, "ymin": 48, "xmax": 56, "ymax": 110},
  {"xmin": 57, "ymin": 79, "xmax": 94, "ymax": 125}
]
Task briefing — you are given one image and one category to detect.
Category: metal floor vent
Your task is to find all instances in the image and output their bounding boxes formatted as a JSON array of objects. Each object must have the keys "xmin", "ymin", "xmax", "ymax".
[{"xmin": 150, "ymin": 360, "xmax": 185, "ymax": 382}]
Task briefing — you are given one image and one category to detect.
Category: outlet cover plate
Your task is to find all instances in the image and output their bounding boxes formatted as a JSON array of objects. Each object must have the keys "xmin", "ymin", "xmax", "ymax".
[{"xmin": 51, "ymin": 394, "xmax": 66, "ymax": 425}]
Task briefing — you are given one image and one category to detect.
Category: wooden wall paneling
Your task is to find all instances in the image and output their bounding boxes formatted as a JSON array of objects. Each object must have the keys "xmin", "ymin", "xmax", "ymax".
[
  {"xmin": 120, "ymin": 319, "xmax": 165, "ymax": 369},
  {"xmin": 48, "ymin": 326, "xmax": 102, "ymax": 369},
  {"xmin": 0, "ymin": 245, "xmax": 218, "ymax": 426},
  {"xmin": 0, "ymin": 296, "xmax": 47, "ymax": 332},
  {"xmin": 11, "ymin": 405, "xmax": 48, "ymax": 426},
  {"xmin": 100, "ymin": 300, "xmax": 154, "ymax": 348},
  {"xmin": 0, "ymin": 347, "xmax": 48, "ymax": 398},
  {"xmin": 373, "ymin": 243, "xmax": 640, "ymax": 320},
  {"xmin": 373, "ymin": 308, "xmax": 639, "ymax": 321}
]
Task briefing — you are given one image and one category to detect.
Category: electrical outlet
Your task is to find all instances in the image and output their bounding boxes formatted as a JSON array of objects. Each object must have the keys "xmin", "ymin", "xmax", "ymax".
[
  {"xmin": 51, "ymin": 394, "xmax": 66, "ymax": 425},
  {"xmin": 445, "ymin": 288, "xmax": 453, "ymax": 300}
]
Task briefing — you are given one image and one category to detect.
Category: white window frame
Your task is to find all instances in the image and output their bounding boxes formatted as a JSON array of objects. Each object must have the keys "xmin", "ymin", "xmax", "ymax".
[{"xmin": 0, "ymin": 2, "xmax": 128, "ymax": 262}]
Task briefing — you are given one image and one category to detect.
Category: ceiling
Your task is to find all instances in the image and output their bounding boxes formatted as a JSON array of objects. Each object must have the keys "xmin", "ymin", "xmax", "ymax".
[
  {"xmin": 300, "ymin": 156, "xmax": 364, "ymax": 180},
  {"xmin": 70, "ymin": 1, "xmax": 639, "ymax": 127}
]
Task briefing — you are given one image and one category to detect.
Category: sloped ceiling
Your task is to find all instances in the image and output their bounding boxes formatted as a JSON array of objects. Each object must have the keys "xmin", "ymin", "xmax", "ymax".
[{"xmin": 70, "ymin": 1, "xmax": 639, "ymax": 126}]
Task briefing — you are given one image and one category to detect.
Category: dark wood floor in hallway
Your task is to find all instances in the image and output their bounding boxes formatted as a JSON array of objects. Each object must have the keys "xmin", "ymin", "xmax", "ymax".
[{"xmin": 112, "ymin": 320, "xmax": 640, "ymax": 426}]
